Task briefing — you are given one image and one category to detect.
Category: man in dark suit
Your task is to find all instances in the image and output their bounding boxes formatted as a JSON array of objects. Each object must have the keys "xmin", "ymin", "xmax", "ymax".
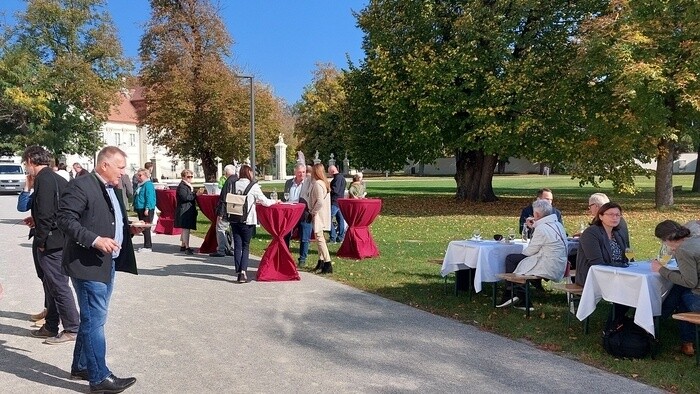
[
  {"xmin": 519, "ymin": 188, "xmax": 563, "ymax": 239},
  {"xmin": 57, "ymin": 146, "xmax": 139, "ymax": 393},
  {"xmin": 22, "ymin": 146, "xmax": 79, "ymax": 344}
]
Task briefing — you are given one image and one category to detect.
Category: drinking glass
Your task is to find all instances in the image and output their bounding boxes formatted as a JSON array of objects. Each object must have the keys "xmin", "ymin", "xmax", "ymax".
[
  {"xmin": 624, "ymin": 247, "xmax": 635, "ymax": 262},
  {"xmin": 283, "ymin": 192, "xmax": 290, "ymax": 201},
  {"xmin": 472, "ymin": 229, "xmax": 481, "ymax": 240},
  {"xmin": 658, "ymin": 243, "xmax": 672, "ymax": 265},
  {"xmin": 507, "ymin": 228, "xmax": 515, "ymax": 242}
]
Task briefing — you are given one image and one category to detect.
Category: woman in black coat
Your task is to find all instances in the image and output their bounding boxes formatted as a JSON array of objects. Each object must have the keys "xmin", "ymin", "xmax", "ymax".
[{"xmin": 174, "ymin": 169, "xmax": 202, "ymax": 254}]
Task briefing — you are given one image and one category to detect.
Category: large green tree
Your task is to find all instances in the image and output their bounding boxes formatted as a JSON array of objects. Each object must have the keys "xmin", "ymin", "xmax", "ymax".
[
  {"xmin": 352, "ymin": 0, "xmax": 604, "ymax": 201},
  {"xmin": 0, "ymin": 0, "xmax": 130, "ymax": 157}
]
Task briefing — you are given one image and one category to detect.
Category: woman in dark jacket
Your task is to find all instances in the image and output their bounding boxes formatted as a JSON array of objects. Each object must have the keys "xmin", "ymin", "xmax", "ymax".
[
  {"xmin": 575, "ymin": 202, "xmax": 631, "ymax": 326},
  {"xmin": 174, "ymin": 169, "xmax": 202, "ymax": 254}
]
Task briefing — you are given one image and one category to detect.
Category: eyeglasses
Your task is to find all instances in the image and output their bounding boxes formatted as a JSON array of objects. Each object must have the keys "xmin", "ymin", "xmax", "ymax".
[
  {"xmin": 185, "ymin": 175, "xmax": 193, "ymax": 179},
  {"xmin": 588, "ymin": 204, "xmax": 596, "ymax": 208},
  {"xmin": 603, "ymin": 213, "xmax": 622, "ymax": 217}
]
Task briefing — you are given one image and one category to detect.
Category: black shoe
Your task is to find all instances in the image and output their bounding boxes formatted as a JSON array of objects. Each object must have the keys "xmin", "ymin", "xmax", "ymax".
[
  {"xmin": 313, "ymin": 260, "xmax": 323, "ymax": 272},
  {"xmin": 225, "ymin": 250, "xmax": 234, "ymax": 256},
  {"xmin": 209, "ymin": 252, "xmax": 226, "ymax": 257},
  {"xmin": 185, "ymin": 248, "xmax": 194, "ymax": 255},
  {"xmin": 237, "ymin": 272, "xmax": 248, "ymax": 283},
  {"xmin": 70, "ymin": 369, "xmax": 89, "ymax": 381},
  {"xmin": 179, "ymin": 246, "xmax": 186, "ymax": 252},
  {"xmin": 89, "ymin": 374, "xmax": 136, "ymax": 393},
  {"xmin": 320, "ymin": 261, "xmax": 333, "ymax": 274}
]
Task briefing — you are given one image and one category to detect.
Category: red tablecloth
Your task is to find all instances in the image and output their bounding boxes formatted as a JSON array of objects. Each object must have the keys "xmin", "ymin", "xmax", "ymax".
[
  {"xmin": 196, "ymin": 194, "xmax": 220, "ymax": 254},
  {"xmin": 256, "ymin": 203, "xmax": 304, "ymax": 281},
  {"xmin": 154, "ymin": 189, "xmax": 182, "ymax": 235},
  {"xmin": 337, "ymin": 198, "xmax": 382, "ymax": 259}
]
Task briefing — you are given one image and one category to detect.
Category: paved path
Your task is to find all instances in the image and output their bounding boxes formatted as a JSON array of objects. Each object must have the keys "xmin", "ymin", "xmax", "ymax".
[{"xmin": 0, "ymin": 195, "xmax": 662, "ymax": 393}]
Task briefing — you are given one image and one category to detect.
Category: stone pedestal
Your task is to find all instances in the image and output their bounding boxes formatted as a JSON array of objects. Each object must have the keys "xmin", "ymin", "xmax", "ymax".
[
  {"xmin": 343, "ymin": 155, "xmax": 350, "ymax": 175},
  {"xmin": 275, "ymin": 134, "xmax": 287, "ymax": 180}
]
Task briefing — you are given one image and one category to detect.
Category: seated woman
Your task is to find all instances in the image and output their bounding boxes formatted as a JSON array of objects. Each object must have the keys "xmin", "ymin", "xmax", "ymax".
[
  {"xmin": 347, "ymin": 174, "xmax": 365, "ymax": 199},
  {"xmin": 575, "ymin": 202, "xmax": 630, "ymax": 325},
  {"xmin": 651, "ymin": 220, "xmax": 700, "ymax": 357},
  {"xmin": 497, "ymin": 199, "xmax": 568, "ymax": 310}
]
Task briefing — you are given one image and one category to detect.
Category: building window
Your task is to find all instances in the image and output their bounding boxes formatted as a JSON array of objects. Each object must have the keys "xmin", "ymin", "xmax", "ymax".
[
  {"xmin": 130, "ymin": 133, "xmax": 136, "ymax": 147},
  {"xmin": 115, "ymin": 133, "xmax": 121, "ymax": 146}
]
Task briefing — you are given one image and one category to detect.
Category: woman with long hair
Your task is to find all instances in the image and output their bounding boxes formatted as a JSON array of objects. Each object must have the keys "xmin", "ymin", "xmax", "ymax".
[
  {"xmin": 230, "ymin": 165, "xmax": 276, "ymax": 283},
  {"xmin": 174, "ymin": 169, "xmax": 202, "ymax": 255},
  {"xmin": 309, "ymin": 163, "xmax": 332, "ymax": 273},
  {"xmin": 652, "ymin": 220, "xmax": 700, "ymax": 356}
]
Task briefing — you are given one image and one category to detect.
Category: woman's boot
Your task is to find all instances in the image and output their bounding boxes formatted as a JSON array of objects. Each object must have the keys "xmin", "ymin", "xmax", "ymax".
[
  {"xmin": 320, "ymin": 261, "xmax": 333, "ymax": 274},
  {"xmin": 313, "ymin": 259, "xmax": 323, "ymax": 272}
]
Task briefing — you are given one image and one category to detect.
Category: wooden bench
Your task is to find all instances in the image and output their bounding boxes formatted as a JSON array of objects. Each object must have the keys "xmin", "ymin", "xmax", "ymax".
[
  {"xmin": 551, "ymin": 283, "xmax": 588, "ymax": 333},
  {"xmin": 672, "ymin": 312, "xmax": 700, "ymax": 366},
  {"xmin": 495, "ymin": 273, "xmax": 542, "ymax": 317}
]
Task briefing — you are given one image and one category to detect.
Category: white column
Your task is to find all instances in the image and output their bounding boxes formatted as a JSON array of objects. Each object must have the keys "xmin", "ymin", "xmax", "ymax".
[{"xmin": 275, "ymin": 134, "xmax": 287, "ymax": 180}]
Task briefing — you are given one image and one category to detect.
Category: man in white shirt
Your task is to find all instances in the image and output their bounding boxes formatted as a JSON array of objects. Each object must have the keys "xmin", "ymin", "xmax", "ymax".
[{"xmin": 284, "ymin": 163, "xmax": 313, "ymax": 267}]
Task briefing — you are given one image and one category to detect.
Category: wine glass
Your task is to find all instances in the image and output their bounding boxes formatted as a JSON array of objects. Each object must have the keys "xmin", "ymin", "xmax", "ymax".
[
  {"xmin": 658, "ymin": 243, "xmax": 672, "ymax": 266},
  {"xmin": 624, "ymin": 247, "xmax": 635, "ymax": 262},
  {"xmin": 507, "ymin": 228, "xmax": 515, "ymax": 243},
  {"xmin": 283, "ymin": 192, "xmax": 290, "ymax": 202},
  {"xmin": 472, "ymin": 229, "xmax": 481, "ymax": 240}
]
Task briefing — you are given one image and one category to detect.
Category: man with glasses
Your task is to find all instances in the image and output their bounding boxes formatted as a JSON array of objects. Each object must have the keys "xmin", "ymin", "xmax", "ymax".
[
  {"xmin": 519, "ymin": 188, "xmax": 563, "ymax": 239},
  {"xmin": 583, "ymin": 193, "xmax": 629, "ymax": 245},
  {"xmin": 57, "ymin": 146, "xmax": 139, "ymax": 393}
]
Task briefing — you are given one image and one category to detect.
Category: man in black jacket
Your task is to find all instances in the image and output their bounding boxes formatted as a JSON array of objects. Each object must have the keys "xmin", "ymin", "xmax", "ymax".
[
  {"xmin": 328, "ymin": 165, "xmax": 346, "ymax": 243},
  {"xmin": 22, "ymin": 145, "xmax": 79, "ymax": 345},
  {"xmin": 57, "ymin": 146, "xmax": 139, "ymax": 393}
]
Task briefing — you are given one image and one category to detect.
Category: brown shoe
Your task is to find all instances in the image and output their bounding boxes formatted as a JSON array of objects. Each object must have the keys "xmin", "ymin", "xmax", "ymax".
[
  {"xmin": 32, "ymin": 318, "xmax": 46, "ymax": 328},
  {"xmin": 30, "ymin": 326, "xmax": 58, "ymax": 338},
  {"xmin": 30, "ymin": 308, "xmax": 47, "ymax": 322},
  {"xmin": 681, "ymin": 342, "xmax": 695, "ymax": 357},
  {"xmin": 43, "ymin": 330, "xmax": 77, "ymax": 345}
]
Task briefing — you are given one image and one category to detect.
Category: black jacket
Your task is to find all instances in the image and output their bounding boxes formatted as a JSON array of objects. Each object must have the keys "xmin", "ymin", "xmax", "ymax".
[
  {"xmin": 57, "ymin": 173, "xmax": 137, "ymax": 283},
  {"xmin": 575, "ymin": 224, "xmax": 629, "ymax": 285},
  {"xmin": 330, "ymin": 173, "xmax": 346, "ymax": 205},
  {"xmin": 174, "ymin": 181, "xmax": 198, "ymax": 229},
  {"xmin": 217, "ymin": 174, "xmax": 239, "ymax": 217},
  {"xmin": 32, "ymin": 167, "xmax": 68, "ymax": 251}
]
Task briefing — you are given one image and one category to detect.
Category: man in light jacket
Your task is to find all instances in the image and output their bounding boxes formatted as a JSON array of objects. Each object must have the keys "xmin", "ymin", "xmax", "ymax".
[{"xmin": 498, "ymin": 199, "xmax": 568, "ymax": 309}]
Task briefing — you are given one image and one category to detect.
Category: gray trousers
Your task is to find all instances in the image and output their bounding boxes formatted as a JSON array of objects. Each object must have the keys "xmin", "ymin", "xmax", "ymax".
[
  {"xmin": 216, "ymin": 216, "xmax": 232, "ymax": 253},
  {"xmin": 37, "ymin": 248, "xmax": 80, "ymax": 333}
]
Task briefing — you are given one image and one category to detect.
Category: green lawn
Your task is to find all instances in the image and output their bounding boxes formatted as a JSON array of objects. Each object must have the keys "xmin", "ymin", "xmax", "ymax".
[{"xmin": 195, "ymin": 174, "xmax": 700, "ymax": 392}]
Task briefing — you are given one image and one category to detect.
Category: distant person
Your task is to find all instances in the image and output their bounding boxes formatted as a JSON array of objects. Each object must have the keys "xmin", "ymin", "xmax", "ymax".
[
  {"xmin": 576, "ymin": 193, "xmax": 629, "ymax": 244},
  {"xmin": 174, "ymin": 169, "xmax": 202, "ymax": 255},
  {"xmin": 72, "ymin": 162, "xmax": 88, "ymax": 178},
  {"xmin": 283, "ymin": 163, "xmax": 312, "ymax": 266},
  {"xmin": 57, "ymin": 146, "xmax": 139, "ymax": 392},
  {"xmin": 23, "ymin": 145, "xmax": 79, "ymax": 345},
  {"xmin": 117, "ymin": 173, "xmax": 134, "ymax": 205},
  {"xmin": 652, "ymin": 220, "xmax": 700, "ymax": 357},
  {"xmin": 519, "ymin": 188, "xmax": 562, "ymax": 239},
  {"xmin": 144, "ymin": 161, "xmax": 158, "ymax": 182},
  {"xmin": 497, "ymin": 200, "xmax": 567, "ymax": 310},
  {"xmin": 309, "ymin": 163, "xmax": 332, "ymax": 273},
  {"xmin": 211, "ymin": 164, "xmax": 237, "ymax": 257},
  {"xmin": 348, "ymin": 174, "xmax": 365, "ymax": 199},
  {"xmin": 133, "ymin": 168, "xmax": 156, "ymax": 252},
  {"xmin": 229, "ymin": 165, "xmax": 277, "ymax": 283},
  {"xmin": 55, "ymin": 163, "xmax": 71, "ymax": 181},
  {"xmin": 328, "ymin": 165, "xmax": 346, "ymax": 243}
]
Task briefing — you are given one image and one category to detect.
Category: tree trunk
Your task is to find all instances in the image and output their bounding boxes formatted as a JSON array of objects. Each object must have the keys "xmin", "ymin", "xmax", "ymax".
[
  {"xmin": 200, "ymin": 152, "xmax": 218, "ymax": 182},
  {"xmin": 454, "ymin": 148, "xmax": 498, "ymax": 202},
  {"xmin": 692, "ymin": 142, "xmax": 700, "ymax": 192},
  {"xmin": 655, "ymin": 139, "xmax": 674, "ymax": 209}
]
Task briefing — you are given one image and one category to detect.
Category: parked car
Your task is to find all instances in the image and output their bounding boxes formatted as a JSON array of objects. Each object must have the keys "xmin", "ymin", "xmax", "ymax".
[{"xmin": 0, "ymin": 163, "xmax": 25, "ymax": 194}]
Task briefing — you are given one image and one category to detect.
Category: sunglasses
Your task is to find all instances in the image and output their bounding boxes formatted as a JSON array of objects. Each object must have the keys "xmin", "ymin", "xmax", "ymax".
[{"xmin": 185, "ymin": 175, "xmax": 193, "ymax": 179}]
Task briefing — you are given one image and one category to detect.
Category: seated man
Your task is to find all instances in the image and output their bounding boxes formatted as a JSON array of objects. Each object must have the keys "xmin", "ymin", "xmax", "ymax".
[
  {"xmin": 519, "ymin": 188, "xmax": 562, "ymax": 239},
  {"xmin": 498, "ymin": 199, "xmax": 568, "ymax": 310}
]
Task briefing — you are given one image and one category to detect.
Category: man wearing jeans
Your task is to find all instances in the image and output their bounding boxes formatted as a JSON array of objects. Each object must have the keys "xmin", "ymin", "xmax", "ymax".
[
  {"xmin": 57, "ymin": 146, "xmax": 139, "ymax": 393},
  {"xmin": 328, "ymin": 165, "xmax": 346, "ymax": 243},
  {"xmin": 211, "ymin": 164, "xmax": 237, "ymax": 257},
  {"xmin": 284, "ymin": 163, "xmax": 313, "ymax": 266}
]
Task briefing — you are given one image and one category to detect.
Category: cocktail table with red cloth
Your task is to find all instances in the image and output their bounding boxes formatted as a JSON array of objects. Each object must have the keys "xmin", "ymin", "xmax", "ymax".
[
  {"xmin": 196, "ymin": 194, "xmax": 220, "ymax": 254},
  {"xmin": 337, "ymin": 198, "xmax": 382, "ymax": 259},
  {"xmin": 256, "ymin": 203, "xmax": 305, "ymax": 281},
  {"xmin": 154, "ymin": 189, "xmax": 182, "ymax": 235}
]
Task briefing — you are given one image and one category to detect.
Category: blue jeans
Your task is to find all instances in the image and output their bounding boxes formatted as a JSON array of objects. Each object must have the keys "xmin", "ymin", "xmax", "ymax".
[
  {"xmin": 330, "ymin": 204, "xmax": 345, "ymax": 242},
  {"xmin": 662, "ymin": 285, "xmax": 700, "ymax": 342},
  {"xmin": 284, "ymin": 221, "xmax": 312, "ymax": 263},
  {"xmin": 71, "ymin": 263, "xmax": 115, "ymax": 385},
  {"xmin": 231, "ymin": 222, "xmax": 254, "ymax": 273}
]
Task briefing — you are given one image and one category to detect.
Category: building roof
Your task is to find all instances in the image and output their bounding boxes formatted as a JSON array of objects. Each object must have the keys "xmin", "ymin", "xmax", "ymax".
[{"xmin": 107, "ymin": 89, "xmax": 140, "ymax": 124}]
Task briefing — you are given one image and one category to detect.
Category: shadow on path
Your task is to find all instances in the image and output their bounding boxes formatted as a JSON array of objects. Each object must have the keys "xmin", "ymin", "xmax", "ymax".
[{"xmin": 0, "ymin": 339, "xmax": 85, "ymax": 392}]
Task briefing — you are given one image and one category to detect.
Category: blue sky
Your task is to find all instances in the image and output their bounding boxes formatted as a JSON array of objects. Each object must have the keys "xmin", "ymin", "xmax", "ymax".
[{"xmin": 2, "ymin": 0, "xmax": 368, "ymax": 105}]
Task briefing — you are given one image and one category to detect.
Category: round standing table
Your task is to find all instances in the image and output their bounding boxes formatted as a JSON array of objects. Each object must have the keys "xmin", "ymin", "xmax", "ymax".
[
  {"xmin": 337, "ymin": 198, "xmax": 382, "ymax": 259},
  {"xmin": 256, "ymin": 203, "xmax": 305, "ymax": 281},
  {"xmin": 154, "ymin": 189, "xmax": 182, "ymax": 235},
  {"xmin": 196, "ymin": 194, "xmax": 220, "ymax": 254}
]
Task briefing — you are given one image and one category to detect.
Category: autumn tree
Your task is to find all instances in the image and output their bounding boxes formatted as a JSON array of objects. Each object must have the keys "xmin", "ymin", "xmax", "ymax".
[
  {"xmin": 0, "ymin": 0, "xmax": 130, "ymax": 157},
  {"xmin": 294, "ymin": 63, "xmax": 350, "ymax": 164},
  {"xmin": 140, "ymin": 0, "xmax": 282, "ymax": 180},
  {"xmin": 570, "ymin": 0, "xmax": 700, "ymax": 208},
  {"xmin": 352, "ymin": 0, "xmax": 604, "ymax": 201}
]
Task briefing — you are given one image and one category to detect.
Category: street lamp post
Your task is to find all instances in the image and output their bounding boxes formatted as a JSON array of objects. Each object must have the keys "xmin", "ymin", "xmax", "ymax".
[{"xmin": 236, "ymin": 75, "xmax": 255, "ymax": 176}]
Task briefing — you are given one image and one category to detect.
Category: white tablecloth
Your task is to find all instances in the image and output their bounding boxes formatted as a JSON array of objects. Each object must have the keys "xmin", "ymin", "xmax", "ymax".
[
  {"xmin": 576, "ymin": 261, "xmax": 673, "ymax": 336},
  {"xmin": 440, "ymin": 240, "xmax": 527, "ymax": 293}
]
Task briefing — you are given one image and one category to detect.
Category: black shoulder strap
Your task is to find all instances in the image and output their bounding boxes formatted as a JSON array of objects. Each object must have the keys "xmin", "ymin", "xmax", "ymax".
[{"xmin": 242, "ymin": 180, "xmax": 256, "ymax": 195}]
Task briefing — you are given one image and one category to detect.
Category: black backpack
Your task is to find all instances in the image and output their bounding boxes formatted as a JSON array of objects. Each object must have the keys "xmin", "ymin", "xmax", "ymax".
[{"xmin": 602, "ymin": 316, "xmax": 654, "ymax": 359}]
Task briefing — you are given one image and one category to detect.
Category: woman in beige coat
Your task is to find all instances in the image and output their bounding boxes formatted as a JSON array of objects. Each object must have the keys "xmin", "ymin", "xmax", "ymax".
[{"xmin": 309, "ymin": 163, "xmax": 332, "ymax": 273}]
